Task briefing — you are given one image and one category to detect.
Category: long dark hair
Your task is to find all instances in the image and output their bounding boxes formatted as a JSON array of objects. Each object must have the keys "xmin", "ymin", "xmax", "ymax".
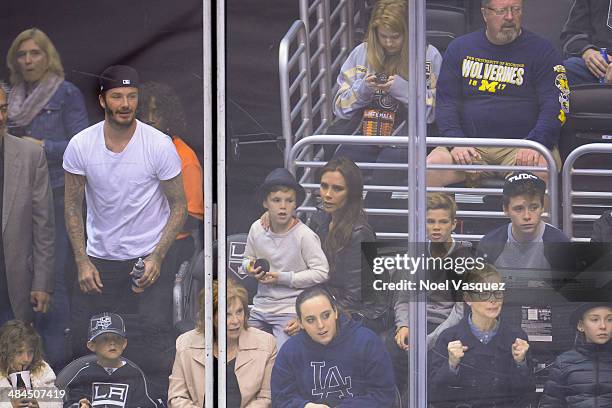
[{"xmin": 320, "ymin": 157, "xmax": 368, "ymax": 266}]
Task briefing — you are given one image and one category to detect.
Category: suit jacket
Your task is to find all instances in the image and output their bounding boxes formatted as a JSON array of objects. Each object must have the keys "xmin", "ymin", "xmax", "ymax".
[
  {"xmin": 168, "ymin": 327, "xmax": 277, "ymax": 408},
  {"xmin": 3, "ymin": 134, "xmax": 54, "ymax": 322}
]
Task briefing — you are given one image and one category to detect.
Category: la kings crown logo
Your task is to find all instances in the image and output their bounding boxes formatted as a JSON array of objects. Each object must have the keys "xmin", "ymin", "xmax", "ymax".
[
  {"xmin": 310, "ymin": 362, "xmax": 353, "ymax": 400},
  {"xmin": 91, "ymin": 316, "xmax": 113, "ymax": 331}
]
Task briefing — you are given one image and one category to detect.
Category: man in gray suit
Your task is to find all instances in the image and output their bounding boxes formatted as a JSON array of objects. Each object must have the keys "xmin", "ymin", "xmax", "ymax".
[{"xmin": 0, "ymin": 81, "xmax": 54, "ymax": 325}]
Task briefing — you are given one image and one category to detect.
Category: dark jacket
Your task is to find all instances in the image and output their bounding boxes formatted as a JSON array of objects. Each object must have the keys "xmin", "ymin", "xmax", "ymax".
[
  {"xmin": 477, "ymin": 222, "xmax": 571, "ymax": 269},
  {"xmin": 9, "ymin": 80, "xmax": 89, "ymax": 189},
  {"xmin": 540, "ymin": 340, "xmax": 612, "ymax": 408},
  {"xmin": 311, "ymin": 210, "xmax": 388, "ymax": 322},
  {"xmin": 429, "ymin": 315, "xmax": 535, "ymax": 408},
  {"xmin": 560, "ymin": 0, "xmax": 612, "ymax": 58},
  {"xmin": 64, "ymin": 360, "xmax": 161, "ymax": 408},
  {"xmin": 271, "ymin": 315, "xmax": 395, "ymax": 407},
  {"xmin": 592, "ymin": 211, "xmax": 612, "ymax": 243},
  {"xmin": 394, "ymin": 240, "xmax": 473, "ymax": 329}
]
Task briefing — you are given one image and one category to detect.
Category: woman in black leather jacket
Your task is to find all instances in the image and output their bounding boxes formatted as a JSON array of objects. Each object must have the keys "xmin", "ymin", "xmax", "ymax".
[
  {"xmin": 540, "ymin": 302, "xmax": 612, "ymax": 408},
  {"xmin": 310, "ymin": 157, "xmax": 389, "ymax": 333}
]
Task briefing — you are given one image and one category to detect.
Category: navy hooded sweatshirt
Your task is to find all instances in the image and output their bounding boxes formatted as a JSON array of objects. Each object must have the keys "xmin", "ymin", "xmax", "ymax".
[
  {"xmin": 271, "ymin": 315, "xmax": 395, "ymax": 407},
  {"xmin": 436, "ymin": 28, "xmax": 567, "ymax": 149}
]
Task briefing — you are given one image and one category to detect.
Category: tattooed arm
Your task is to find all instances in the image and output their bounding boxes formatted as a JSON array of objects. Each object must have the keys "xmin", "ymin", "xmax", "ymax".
[
  {"xmin": 65, "ymin": 171, "xmax": 103, "ymax": 294},
  {"xmin": 139, "ymin": 173, "xmax": 188, "ymax": 288}
]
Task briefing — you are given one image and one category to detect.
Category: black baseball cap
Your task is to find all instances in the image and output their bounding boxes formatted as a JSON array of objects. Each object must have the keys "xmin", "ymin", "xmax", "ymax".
[
  {"xmin": 503, "ymin": 172, "xmax": 546, "ymax": 197},
  {"xmin": 99, "ymin": 65, "xmax": 139, "ymax": 93},
  {"xmin": 88, "ymin": 312, "xmax": 127, "ymax": 341}
]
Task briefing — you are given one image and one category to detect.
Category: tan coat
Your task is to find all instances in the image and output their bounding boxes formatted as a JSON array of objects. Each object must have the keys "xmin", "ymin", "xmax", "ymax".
[
  {"xmin": 168, "ymin": 327, "xmax": 277, "ymax": 408},
  {"xmin": 3, "ymin": 134, "xmax": 54, "ymax": 322}
]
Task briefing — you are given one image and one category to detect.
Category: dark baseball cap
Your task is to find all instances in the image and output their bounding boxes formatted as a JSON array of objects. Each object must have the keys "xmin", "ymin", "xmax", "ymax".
[
  {"xmin": 503, "ymin": 172, "xmax": 546, "ymax": 197},
  {"xmin": 257, "ymin": 168, "xmax": 305, "ymax": 204},
  {"xmin": 99, "ymin": 65, "xmax": 139, "ymax": 93},
  {"xmin": 89, "ymin": 312, "xmax": 127, "ymax": 341},
  {"xmin": 570, "ymin": 302, "xmax": 612, "ymax": 328}
]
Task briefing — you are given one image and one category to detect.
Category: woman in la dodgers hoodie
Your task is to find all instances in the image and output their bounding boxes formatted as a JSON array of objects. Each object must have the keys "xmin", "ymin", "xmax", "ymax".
[{"xmin": 271, "ymin": 286, "xmax": 395, "ymax": 408}]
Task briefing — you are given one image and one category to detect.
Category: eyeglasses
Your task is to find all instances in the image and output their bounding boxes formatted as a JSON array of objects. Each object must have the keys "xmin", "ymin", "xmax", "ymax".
[
  {"xmin": 485, "ymin": 6, "xmax": 522, "ymax": 16},
  {"xmin": 469, "ymin": 290, "xmax": 505, "ymax": 301}
]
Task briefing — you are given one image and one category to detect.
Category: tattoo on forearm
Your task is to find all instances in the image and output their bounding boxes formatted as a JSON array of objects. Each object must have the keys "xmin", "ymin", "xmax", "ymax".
[
  {"xmin": 64, "ymin": 172, "xmax": 89, "ymax": 265},
  {"xmin": 154, "ymin": 174, "xmax": 188, "ymax": 261}
]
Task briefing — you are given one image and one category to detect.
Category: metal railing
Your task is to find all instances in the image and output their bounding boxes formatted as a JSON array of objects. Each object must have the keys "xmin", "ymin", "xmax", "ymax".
[
  {"xmin": 562, "ymin": 143, "xmax": 612, "ymax": 241},
  {"xmin": 300, "ymin": 0, "xmax": 333, "ymax": 137},
  {"xmin": 279, "ymin": 20, "xmax": 313, "ymax": 166},
  {"xmin": 279, "ymin": 0, "xmax": 357, "ymax": 166},
  {"xmin": 287, "ymin": 135, "xmax": 560, "ymax": 240}
]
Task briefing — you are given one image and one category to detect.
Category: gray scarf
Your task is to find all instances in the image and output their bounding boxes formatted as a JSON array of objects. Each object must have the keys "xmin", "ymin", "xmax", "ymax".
[{"xmin": 8, "ymin": 73, "xmax": 63, "ymax": 128}]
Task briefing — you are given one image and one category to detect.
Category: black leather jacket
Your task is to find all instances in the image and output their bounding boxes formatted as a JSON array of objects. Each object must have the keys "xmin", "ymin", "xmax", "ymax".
[{"xmin": 310, "ymin": 210, "xmax": 390, "ymax": 322}]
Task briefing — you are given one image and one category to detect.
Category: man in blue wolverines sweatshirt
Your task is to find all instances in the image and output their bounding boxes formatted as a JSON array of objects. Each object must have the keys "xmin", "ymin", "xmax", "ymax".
[{"xmin": 427, "ymin": 0, "xmax": 569, "ymax": 189}]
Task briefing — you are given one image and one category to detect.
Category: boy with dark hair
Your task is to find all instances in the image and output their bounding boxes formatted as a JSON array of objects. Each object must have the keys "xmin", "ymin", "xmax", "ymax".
[
  {"xmin": 395, "ymin": 193, "xmax": 472, "ymax": 349},
  {"xmin": 243, "ymin": 168, "xmax": 329, "ymax": 348},
  {"xmin": 389, "ymin": 193, "xmax": 473, "ymax": 389},
  {"xmin": 478, "ymin": 172, "xmax": 569, "ymax": 269},
  {"xmin": 64, "ymin": 313, "xmax": 161, "ymax": 408}
]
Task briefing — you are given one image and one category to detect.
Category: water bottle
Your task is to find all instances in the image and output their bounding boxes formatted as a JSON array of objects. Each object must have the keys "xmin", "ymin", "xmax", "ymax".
[
  {"xmin": 130, "ymin": 257, "xmax": 145, "ymax": 293},
  {"xmin": 600, "ymin": 47, "xmax": 609, "ymax": 84}
]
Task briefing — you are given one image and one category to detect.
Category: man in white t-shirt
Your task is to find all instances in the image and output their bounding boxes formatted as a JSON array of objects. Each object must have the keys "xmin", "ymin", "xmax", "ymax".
[{"xmin": 63, "ymin": 65, "xmax": 187, "ymax": 398}]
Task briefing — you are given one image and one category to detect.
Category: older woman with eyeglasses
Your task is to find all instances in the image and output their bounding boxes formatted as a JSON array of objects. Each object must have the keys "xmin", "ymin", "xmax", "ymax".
[
  {"xmin": 429, "ymin": 264, "xmax": 535, "ymax": 408},
  {"xmin": 168, "ymin": 279, "xmax": 277, "ymax": 408}
]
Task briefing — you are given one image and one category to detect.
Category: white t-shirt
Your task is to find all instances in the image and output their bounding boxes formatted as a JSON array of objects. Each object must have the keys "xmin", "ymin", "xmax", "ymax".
[{"xmin": 63, "ymin": 120, "xmax": 181, "ymax": 260}]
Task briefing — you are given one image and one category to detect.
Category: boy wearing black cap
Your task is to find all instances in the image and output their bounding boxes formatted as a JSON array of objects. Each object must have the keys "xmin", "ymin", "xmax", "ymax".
[
  {"xmin": 243, "ymin": 168, "xmax": 329, "ymax": 348},
  {"xmin": 64, "ymin": 313, "xmax": 161, "ymax": 408},
  {"xmin": 540, "ymin": 303, "xmax": 612, "ymax": 407},
  {"xmin": 478, "ymin": 172, "xmax": 569, "ymax": 269}
]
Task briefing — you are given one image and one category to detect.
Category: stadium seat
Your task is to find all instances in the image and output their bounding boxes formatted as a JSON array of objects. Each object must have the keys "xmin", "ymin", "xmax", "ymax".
[
  {"xmin": 426, "ymin": 4, "xmax": 468, "ymax": 52},
  {"xmin": 173, "ymin": 233, "xmax": 258, "ymax": 333},
  {"xmin": 561, "ymin": 84, "xmax": 612, "ymax": 156},
  {"xmin": 173, "ymin": 249, "xmax": 204, "ymax": 333},
  {"xmin": 559, "ymin": 84, "xmax": 612, "ymax": 238},
  {"xmin": 521, "ymin": 0, "xmax": 573, "ymax": 53},
  {"xmin": 226, "ymin": 233, "xmax": 259, "ymax": 303}
]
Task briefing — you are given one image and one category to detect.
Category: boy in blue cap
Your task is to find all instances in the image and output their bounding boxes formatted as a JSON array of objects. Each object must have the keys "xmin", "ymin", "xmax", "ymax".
[{"xmin": 64, "ymin": 313, "xmax": 162, "ymax": 408}]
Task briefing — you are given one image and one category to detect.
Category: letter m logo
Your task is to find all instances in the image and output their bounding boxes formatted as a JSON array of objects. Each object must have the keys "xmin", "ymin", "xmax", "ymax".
[{"xmin": 479, "ymin": 80, "xmax": 498, "ymax": 93}]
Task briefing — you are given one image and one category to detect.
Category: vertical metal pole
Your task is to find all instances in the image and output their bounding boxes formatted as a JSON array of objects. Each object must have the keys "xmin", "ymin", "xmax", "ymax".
[
  {"xmin": 203, "ymin": 0, "xmax": 215, "ymax": 407},
  {"xmin": 216, "ymin": 0, "xmax": 227, "ymax": 406},
  {"xmin": 406, "ymin": 0, "xmax": 418, "ymax": 403},
  {"xmin": 321, "ymin": 0, "xmax": 333, "ymax": 130},
  {"xmin": 300, "ymin": 0, "xmax": 310, "ymax": 33},
  {"xmin": 345, "ymin": 0, "xmax": 354, "ymax": 52},
  {"xmin": 408, "ymin": 0, "xmax": 428, "ymax": 406},
  {"xmin": 415, "ymin": 2, "xmax": 429, "ymax": 405}
]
